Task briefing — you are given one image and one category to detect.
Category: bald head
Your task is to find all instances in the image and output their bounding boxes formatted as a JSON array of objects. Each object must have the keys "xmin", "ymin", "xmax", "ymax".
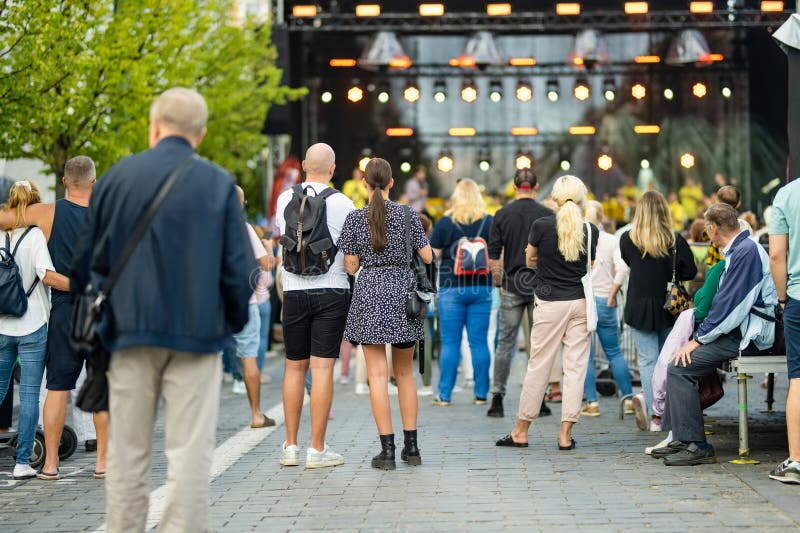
[
  {"xmin": 302, "ymin": 143, "xmax": 336, "ymax": 181},
  {"xmin": 149, "ymin": 87, "xmax": 208, "ymax": 147}
]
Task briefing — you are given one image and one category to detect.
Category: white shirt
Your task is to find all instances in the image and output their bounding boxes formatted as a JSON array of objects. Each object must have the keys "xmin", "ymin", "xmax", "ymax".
[
  {"xmin": 0, "ymin": 227, "xmax": 53, "ymax": 336},
  {"xmin": 276, "ymin": 181, "xmax": 355, "ymax": 292},
  {"xmin": 591, "ymin": 229, "xmax": 629, "ymax": 297}
]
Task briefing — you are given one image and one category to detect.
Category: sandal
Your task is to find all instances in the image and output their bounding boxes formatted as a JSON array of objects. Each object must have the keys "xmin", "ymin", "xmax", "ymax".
[
  {"xmin": 495, "ymin": 434, "xmax": 528, "ymax": 448},
  {"xmin": 93, "ymin": 471, "xmax": 106, "ymax": 479},
  {"xmin": 558, "ymin": 438, "xmax": 576, "ymax": 451},
  {"xmin": 546, "ymin": 391, "xmax": 563, "ymax": 403},
  {"xmin": 250, "ymin": 414, "xmax": 277, "ymax": 428},
  {"xmin": 36, "ymin": 468, "xmax": 60, "ymax": 481}
]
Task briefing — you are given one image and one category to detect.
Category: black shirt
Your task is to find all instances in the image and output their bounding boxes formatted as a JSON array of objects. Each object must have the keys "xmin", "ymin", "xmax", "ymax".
[
  {"xmin": 488, "ymin": 198, "xmax": 553, "ymax": 296},
  {"xmin": 619, "ymin": 230, "xmax": 698, "ymax": 331},
  {"xmin": 527, "ymin": 215, "xmax": 599, "ymax": 301},
  {"xmin": 48, "ymin": 199, "xmax": 86, "ymax": 304}
]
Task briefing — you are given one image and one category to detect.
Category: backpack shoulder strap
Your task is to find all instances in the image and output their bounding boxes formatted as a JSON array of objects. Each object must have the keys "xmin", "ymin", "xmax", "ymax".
[
  {"xmin": 291, "ymin": 184, "xmax": 305, "ymax": 198},
  {"xmin": 10, "ymin": 227, "xmax": 37, "ymax": 258},
  {"xmin": 317, "ymin": 188, "xmax": 339, "ymax": 201}
]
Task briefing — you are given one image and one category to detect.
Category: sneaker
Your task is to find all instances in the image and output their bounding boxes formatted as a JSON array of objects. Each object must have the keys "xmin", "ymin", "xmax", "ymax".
[
  {"xmin": 431, "ymin": 396, "xmax": 451, "ymax": 406},
  {"xmin": 388, "ymin": 382, "xmax": 399, "ymax": 396},
  {"xmin": 631, "ymin": 393, "xmax": 648, "ymax": 431},
  {"xmin": 649, "ymin": 418, "xmax": 663, "ymax": 432},
  {"xmin": 663, "ymin": 443, "xmax": 716, "ymax": 466},
  {"xmin": 487, "ymin": 394, "xmax": 504, "ymax": 418},
  {"xmin": 12, "ymin": 464, "xmax": 36, "ymax": 480},
  {"xmin": 280, "ymin": 443, "xmax": 299, "ymax": 466},
  {"xmin": 651, "ymin": 440, "xmax": 687, "ymax": 459},
  {"xmin": 306, "ymin": 446, "xmax": 344, "ymax": 469},
  {"xmin": 645, "ymin": 434, "xmax": 673, "ymax": 455},
  {"xmin": 473, "ymin": 397, "xmax": 487, "ymax": 405},
  {"xmin": 354, "ymin": 383, "xmax": 370, "ymax": 395},
  {"xmin": 232, "ymin": 380, "xmax": 246, "ymax": 395},
  {"xmin": 624, "ymin": 399, "xmax": 635, "ymax": 415},
  {"xmin": 222, "ymin": 372, "xmax": 233, "ymax": 383},
  {"xmin": 338, "ymin": 375, "xmax": 350, "ymax": 385},
  {"xmin": 769, "ymin": 458, "xmax": 800, "ymax": 484},
  {"xmin": 417, "ymin": 385, "xmax": 434, "ymax": 397},
  {"xmin": 581, "ymin": 402, "xmax": 601, "ymax": 417},
  {"xmin": 260, "ymin": 373, "xmax": 272, "ymax": 384}
]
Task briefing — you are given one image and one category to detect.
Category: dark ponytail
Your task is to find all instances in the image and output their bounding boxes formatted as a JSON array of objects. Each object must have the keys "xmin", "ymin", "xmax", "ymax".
[{"xmin": 365, "ymin": 157, "xmax": 392, "ymax": 252}]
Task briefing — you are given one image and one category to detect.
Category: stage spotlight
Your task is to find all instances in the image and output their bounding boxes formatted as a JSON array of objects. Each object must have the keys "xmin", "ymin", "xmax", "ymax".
[
  {"xmin": 400, "ymin": 161, "xmax": 412, "ymax": 173},
  {"xmin": 433, "ymin": 80, "xmax": 447, "ymax": 103},
  {"xmin": 560, "ymin": 159, "xmax": 571, "ymax": 171},
  {"xmin": 640, "ymin": 158, "xmax": 650, "ymax": 169},
  {"xmin": 489, "ymin": 80, "xmax": 503, "ymax": 103},
  {"xmin": 461, "ymin": 79, "xmax": 478, "ymax": 103},
  {"xmin": 403, "ymin": 81, "xmax": 420, "ymax": 103},
  {"xmin": 437, "ymin": 150, "xmax": 454, "ymax": 173},
  {"xmin": 663, "ymin": 88, "xmax": 675, "ymax": 100},
  {"xmin": 631, "ymin": 83, "xmax": 646, "ymax": 100},
  {"xmin": 597, "ymin": 154, "xmax": 613, "ymax": 171},
  {"xmin": 720, "ymin": 77, "xmax": 733, "ymax": 98},
  {"xmin": 347, "ymin": 81, "xmax": 364, "ymax": 103},
  {"xmin": 376, "ymin": 82, "xmax": 390, "ymax": 104},
  {"xmin": 358, "ymin": 155, "xmax": 372, "ymax": 172},
  {"xmin": 680, "ymin": 152, "xmax": 696, "ymax": 169},
  {"xmin": 515, "ymin": 151, "xmax": 533, "ymax": 170},
  {"xmin": 515, "ymin": 80, "xmax": 533, "ymax": 102},
  {"xmin": 692, "ymin": 82, "xmax": 707, "ymax": 98},
  {"xmin": 546, "ymin": 79, "xmax": 560, "ymax": 102},
  {"xmin": 603, "ymin": 78, "xmax": 617, "ymax": 102},
  {"xmin": 574, "ymin": 78, "xmax": 590, "ymax": 101},
  {"xmin": 478, "ymin": 148, "xmax": 492, "ymax": 172},
  {"xmin": 320, "ymin": 91, "xmax": 333, "ymax": 103}
]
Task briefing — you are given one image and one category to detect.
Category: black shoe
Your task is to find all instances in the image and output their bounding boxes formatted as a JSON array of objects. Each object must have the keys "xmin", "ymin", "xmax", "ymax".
[
  {"xmin": 401, "ymin": 429, "xmax": 421, "ymax": 466},
  {"xmin": 663, "ymin": 443, "xmax": 717, "ymax": 466},
  {"xmin": 85, "ymin": 439, "xmax": 97, "ymax": 453},
  {"xmin": 487, "ymin": 394, "xmax": 504, "ymax": 418},
  {"xmin": 540, "ymin": 399, "xmax": 552, "ymax": 417},
  {"xmin": 371, "ymin": 434, "xmax": 396, "ymax": 470},
  {"xmin": 650, "ymin": 441, "xmax": 687, "ymax": 459}
]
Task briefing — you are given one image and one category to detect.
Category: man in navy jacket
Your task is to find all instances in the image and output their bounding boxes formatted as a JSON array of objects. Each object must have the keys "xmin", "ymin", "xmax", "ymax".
[{"xmin": 71, "ymin": 87, "xmax": 256, "ymax": 532}]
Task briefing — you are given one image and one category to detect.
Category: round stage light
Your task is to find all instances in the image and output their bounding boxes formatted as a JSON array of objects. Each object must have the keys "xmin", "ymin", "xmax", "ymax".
[
  {"xmin": 692, "ymin": 82, "xmax": 707, "ymax": 98},
  {"xmin": 400, "ymin": 161, "xmax": 412, "ymax": 173},
  {"xmin": 321, "ymin": 91, "xmax": 333, "ymax": 103},
  {"xmin": 574, "ymin": 79, "xmax": 590, "ymax": 101},
  {"xmin": 597, "ymin": 154, "xmax": 613, "ymax": 171},
  {"xmin": 437, "ymin": 153, "xmax": 454, "ymax": 173},
  {"xmin": 461, "ymin": 80, "xmax": 478, "ymax": 103},
  {"xmin": 663, "ymin": 88, "xmax": 674, "ymax": 100},
  {"xmin": 640, "ymin": 158, "xmax": 650, "ymax": 169},
  {"xmin": 515, "ymin": 152, "xmax": 532, "ymax": 170},
  {"xmin": 680, "ymin": 152, "xmax": 696, "ymax": 169},
  {"xmin": 358, "ymin": 156, "xmax": 371, "ymax": 172},
  {"xmin": 347, "ymin": 85, "xmax": 364, "ymax": 103},
  {"xmin": 403, "ymin": 83, "xmax": 420, "ymax": 103},
  {"xmin": 631, "ymin": 83, "xmax": 646, "ymax": 100},
  {"xmin": 560, "ymin": 160, "xmax": 571, "ymax": 171}
]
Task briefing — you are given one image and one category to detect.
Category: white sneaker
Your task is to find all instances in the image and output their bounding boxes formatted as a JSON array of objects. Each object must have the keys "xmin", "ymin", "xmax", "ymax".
[
  {"xmin": 280, "ymin": 442, "xmax": 299, "ymax": 466},
  {"xmin": 388, "ymin": 383, "xmax": 399, "ymax": 396},
  {"xmin": 417, "ymin": 385, "xmax": 434, "ymax": 397},
  {"xmin": 645, "ymin": 432, "xmax": 673, "ymax": 455},
  {"xmin": 222, "ymin": 372, "xmax": 233, "ymax": 383},
  {"xmin": 354, "ymin": 383, "xmax": 370, "ymax": 395},
  {"xmin": 306, "ymin": 446, "xmax": 344, "ymax": 469},
  {"xmin": 232, "ymin": 380, "xmax": 246, "ymax": 394},
  {"xmin": 12, "ymin": 464, "xmax": 36, "ymax": 480},
  {"xmin": 649, "ymin": 418, "xmax": 663, "ymax": 432},
  {"xmin": 338, "ymin": 375, "xmax": 350, "ymax": 385}
]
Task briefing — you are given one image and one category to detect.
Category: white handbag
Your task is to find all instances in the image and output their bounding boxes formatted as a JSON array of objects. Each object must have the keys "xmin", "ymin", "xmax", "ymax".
[{"xmin": 581, "ymin": 222, "xmax": 598, "ymax": 332}]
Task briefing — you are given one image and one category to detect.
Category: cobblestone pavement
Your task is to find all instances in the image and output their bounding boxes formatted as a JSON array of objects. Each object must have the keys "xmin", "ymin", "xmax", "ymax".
[{"xmin": 1, "ymin": 351, "xmax": 798, "ymax": 532}]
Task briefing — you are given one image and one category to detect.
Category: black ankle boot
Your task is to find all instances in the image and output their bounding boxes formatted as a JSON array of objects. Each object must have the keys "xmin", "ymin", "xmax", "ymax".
[
  {"xmin": 401, "ymin": 429, "xmax": 422, "ymax": 466},
  {"xmin": 487, "ymin": 393, "xmax": 504, "ymax": 418},
  {"xmin": 540, "ymin": 397, "xmax": 552, "ymax": 417},
  {"xmin": 372, "ymin": 434, "xmax": 396, "ymax": 470}
]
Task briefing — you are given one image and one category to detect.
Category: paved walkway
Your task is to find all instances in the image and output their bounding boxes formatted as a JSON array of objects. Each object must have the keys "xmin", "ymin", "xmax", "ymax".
[{"xmin": 1, "ymin": 351, "xmax": 798, "ymax": 532}]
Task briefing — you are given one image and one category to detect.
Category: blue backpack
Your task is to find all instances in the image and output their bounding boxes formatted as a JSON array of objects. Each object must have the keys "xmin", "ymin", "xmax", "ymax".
[{"xmin": 0, "ymin": 227, "xmax": 40, "ymax": 317}]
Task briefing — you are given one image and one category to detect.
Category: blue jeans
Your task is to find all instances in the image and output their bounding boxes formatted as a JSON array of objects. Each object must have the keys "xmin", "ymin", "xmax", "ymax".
[
  {"xmin": 257, "ymin": 301, "xmax": 272, "ymax": 372},
  {"xmin": 0, "ymin": 324, "xmax": 47, "ymax": 465},
  {"xmin": 630, "ymin": 326, "xmax": 671, "ymax": 415},
  {"xmin": 584, "ymin": 298, "xmax": 633, "ymax": 402},
  {"xmin": 437, "ymin": 285, "xmax": 492, "ymax": 402}
]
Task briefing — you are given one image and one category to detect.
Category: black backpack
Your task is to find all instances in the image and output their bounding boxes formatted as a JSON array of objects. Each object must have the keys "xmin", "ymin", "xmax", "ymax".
[
  {"xmin": 0, "ymin": 227, "xmax": 40, "ymax": 317},
  {"xmin": 280, "ymin": 184, "xmax": 340, "ymax": 276}
]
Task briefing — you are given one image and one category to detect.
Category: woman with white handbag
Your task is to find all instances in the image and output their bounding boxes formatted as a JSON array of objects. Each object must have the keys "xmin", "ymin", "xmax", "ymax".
[{"xmin": 495, "ymin": 175, "xmax": 598, "ymax": 451}]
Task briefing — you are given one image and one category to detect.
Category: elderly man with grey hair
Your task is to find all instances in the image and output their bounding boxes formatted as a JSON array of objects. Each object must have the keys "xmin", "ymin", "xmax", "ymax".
[{"xmin": 71, "ymin": 87, "xmax": 256, "ymax": 532}]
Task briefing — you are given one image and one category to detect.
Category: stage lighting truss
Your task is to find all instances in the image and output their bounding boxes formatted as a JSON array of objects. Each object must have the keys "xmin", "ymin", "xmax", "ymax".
[
  {"xmin": 461, "ymin": 79, "xmax": 478, "ymax": 103},
  {"xmin": 515, "ymin": 79, "xmax": 533, "ymax": 102},
  {"xmin": 573, "ymin": 78, "xmax": 590, "ymax": 101}
]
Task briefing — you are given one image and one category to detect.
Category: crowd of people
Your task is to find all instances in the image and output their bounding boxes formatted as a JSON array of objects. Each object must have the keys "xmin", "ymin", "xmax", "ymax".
[{"xmin": 0, "ymin": 86, "xmax": 798, "ymax": 532}]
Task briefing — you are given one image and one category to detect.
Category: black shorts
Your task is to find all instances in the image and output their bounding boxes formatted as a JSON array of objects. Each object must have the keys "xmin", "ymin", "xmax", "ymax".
[
  {"xmin": 46, "ymin": 299, "xmax": 86, "ymax": 391},
  {"xmin": 283, "ymin": 289, "xmax": 350, "ymax": 360}
]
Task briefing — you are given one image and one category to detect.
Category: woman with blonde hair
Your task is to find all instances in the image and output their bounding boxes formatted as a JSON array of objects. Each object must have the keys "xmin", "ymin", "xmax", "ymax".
[
  {"xmin": 0, "ymin": 181, "xmax": 69, "ymax": 479},
  {"xmin": 496, "ymin": 175, "xmax": 598, "ymax": 450},
  {"xmin": 580, "ymin": 201, "xmax": 633, "ymax": 417},
  {"xmin": 620, "ymin": 191, "xmax": 696, "ymax": 432},
  {"xmin": 429, "ymin": 178, "xmax": 494, "ymax": 406}
]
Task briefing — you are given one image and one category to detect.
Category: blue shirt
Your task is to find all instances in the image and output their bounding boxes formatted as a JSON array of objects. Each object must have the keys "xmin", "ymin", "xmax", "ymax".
[
  {"xmin": 770, "ymin": 178, "xmax": 800, "ymax": 300},
  {"xmin": 430, "ymin": 214, "xmax": 493, "ymax": 288}
]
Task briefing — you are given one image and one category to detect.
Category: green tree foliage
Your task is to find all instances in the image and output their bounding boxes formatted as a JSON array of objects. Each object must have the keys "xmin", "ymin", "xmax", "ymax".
[{"xmin": 0, "ymin": 0, "xmax": 305, "ymax": 211}]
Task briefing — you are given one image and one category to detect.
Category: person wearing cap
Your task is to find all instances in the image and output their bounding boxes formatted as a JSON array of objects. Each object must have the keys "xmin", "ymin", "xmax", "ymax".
[{"xmin": 485, "ymin": 169, "xmax": 553, "ymax": 418}]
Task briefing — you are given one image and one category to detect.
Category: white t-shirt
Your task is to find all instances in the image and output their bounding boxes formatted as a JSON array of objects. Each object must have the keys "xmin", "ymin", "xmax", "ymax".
[
  {"xmin": 246, "ymin": 223, "xmax": 268, "ymax": 305},
  {"xmin": 276, "ymin": 181, "xmax": 355, "ymax": 292},
  {"xmin": 0, "ymin": 227, "xmax": 53, "ymax": 336}
]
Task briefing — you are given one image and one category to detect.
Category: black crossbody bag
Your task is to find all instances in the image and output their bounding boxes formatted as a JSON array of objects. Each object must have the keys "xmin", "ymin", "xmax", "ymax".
[
  {"xmin": 402, "ymin": 206, "xmax": 435, "ymax": 373},
  {"xmin": 73, "ymin": 155, "xmax": 197, "ymax": 412}
]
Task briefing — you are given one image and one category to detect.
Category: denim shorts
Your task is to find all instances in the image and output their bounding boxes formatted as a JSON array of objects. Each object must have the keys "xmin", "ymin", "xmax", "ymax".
[
  {"xmin": 234, "ymin": 303, "xmax": 261, "ymax": 359},
  {"xmin": 783, "ymin": 298, "xmax": 800, "ymax": 379}
]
